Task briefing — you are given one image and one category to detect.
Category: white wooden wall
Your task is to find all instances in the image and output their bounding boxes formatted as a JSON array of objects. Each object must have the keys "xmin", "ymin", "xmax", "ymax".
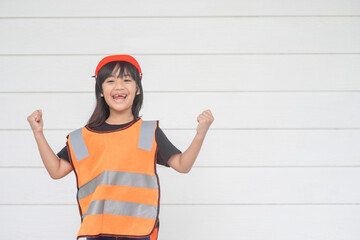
[{"xmin": 1, "ymin": 0, "xmax": 360, "ymax": 239}]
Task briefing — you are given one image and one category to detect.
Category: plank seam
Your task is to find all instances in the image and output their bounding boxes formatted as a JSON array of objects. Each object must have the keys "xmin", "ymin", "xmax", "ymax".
[
  {"xmin": 2, "ymin": 90, "xmax": 360, "ymax": 93},
  {"xmin": 2, "ymin": 128, "xmax": 360, "ymax": 131},
  {"xmin": 2, "ymin": 165, "xmax": 360, "ymax": 168},
  {"xmin": 1, "ymin": 53, "xmax": 360, "ymax": 56},
  {"xmin": 1, "ymin": 203, "xmax": 360, "ymax": 206},
  {"xmin": 1, "ymin": 15, "xmax": 360, "ymax": 20}
]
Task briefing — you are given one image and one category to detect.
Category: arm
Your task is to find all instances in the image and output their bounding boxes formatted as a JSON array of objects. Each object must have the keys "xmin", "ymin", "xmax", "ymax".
[
  {"xmin": 27, "ymin": 109, "xmax": 73, "ymax": 179},
  {"xmin": 168, "ymin": 109, "xmax": 214, "ymax": 173}
]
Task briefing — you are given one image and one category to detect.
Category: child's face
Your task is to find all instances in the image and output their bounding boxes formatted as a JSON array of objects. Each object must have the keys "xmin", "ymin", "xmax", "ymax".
[{"xmin": 102, "ymin": 66, "xmax": 140, "ymax": 117}]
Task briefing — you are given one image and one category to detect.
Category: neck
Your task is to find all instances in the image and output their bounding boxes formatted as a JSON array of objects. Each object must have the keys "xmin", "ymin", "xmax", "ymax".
[{"xmin": 106, "ymin": 110, "xmax": 135, "ymax": 125}]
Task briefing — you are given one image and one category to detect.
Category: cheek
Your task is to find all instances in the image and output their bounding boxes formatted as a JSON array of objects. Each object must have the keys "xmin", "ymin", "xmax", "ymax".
[{"xmin": 102, "ymin": 89, "xmax": 113, "ymax": 100}]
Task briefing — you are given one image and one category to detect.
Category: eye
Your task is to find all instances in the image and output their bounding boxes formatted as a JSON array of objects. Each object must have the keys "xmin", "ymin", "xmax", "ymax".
[
  {"xmin": 106, "ymin": 79, "xmax": 114, "ymax": 83},
  {"xmin": 124, "ymin": 79, "xmax": 132, "ymax": 82}
]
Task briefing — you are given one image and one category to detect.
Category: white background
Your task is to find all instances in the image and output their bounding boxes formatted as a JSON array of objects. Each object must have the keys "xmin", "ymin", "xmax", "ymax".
[{"xmin": 0, "ymin": 0, "xmax": 360, "ymax": 239}]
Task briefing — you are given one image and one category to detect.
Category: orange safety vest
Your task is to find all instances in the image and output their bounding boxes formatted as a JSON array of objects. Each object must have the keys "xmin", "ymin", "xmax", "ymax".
[{"xmin": 66, "ymin": 118, "xmax": 160, "ymax": 239}]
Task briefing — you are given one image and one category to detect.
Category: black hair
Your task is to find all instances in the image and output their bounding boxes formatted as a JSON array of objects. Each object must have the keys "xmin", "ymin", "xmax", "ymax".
[{"xmin": 87, "ymin": 61, "xmax": 143, "ymax": 128}]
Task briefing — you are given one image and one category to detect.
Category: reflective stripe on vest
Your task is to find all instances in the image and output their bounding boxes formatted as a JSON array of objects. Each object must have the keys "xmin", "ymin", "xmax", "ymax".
[
  {"xmin": 69, "ymin": 128, "xmax": 89, "ymax": 161},
  {"xmin": 67, "ymin": 119, "xmax": 159, "ymax": 239},
  {"xmin": 138, "ymin": 120, "xmax": 156, "ymax": 151},
  {"xmin": 78, "ymin": 171, "xmax": 158, "ymax": 200},
  {"xmin": 82, "ymin": 199, "xmax": 157, "ymax": 220}
]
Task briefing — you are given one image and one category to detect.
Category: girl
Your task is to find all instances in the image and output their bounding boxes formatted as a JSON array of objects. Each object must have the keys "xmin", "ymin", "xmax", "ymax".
[{"xmin": 27, "ymin": 55, "xmax": 214, "ymax": 240}]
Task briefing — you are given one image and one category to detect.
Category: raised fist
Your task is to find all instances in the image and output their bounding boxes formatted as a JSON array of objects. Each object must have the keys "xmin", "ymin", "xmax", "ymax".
[
  {"xmin": 27, "ymin": 109, "xmax": 43, "ymax": 133},
  {"xmin": 196, "ymin": 109, "xmax": 214, "ymax": 138}
]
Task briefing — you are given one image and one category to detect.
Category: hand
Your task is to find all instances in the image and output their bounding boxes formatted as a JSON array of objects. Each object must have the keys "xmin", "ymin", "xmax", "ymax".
[
  {"xmin": 27, "ymin": 109, "xmax": 43, "ymax": 133},
  {"xmin": 196, "ymin": 109, "xmax": 214, "ymax": 138}
]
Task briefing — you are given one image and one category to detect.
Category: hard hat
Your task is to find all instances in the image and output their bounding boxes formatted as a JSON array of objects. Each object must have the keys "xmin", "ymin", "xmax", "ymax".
[{"xmin": 94, "ymin": 55, "xmax": 142, "ymax": 80}]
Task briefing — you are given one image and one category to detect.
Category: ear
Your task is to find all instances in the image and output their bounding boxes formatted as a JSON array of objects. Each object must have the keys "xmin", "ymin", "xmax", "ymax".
[{"xmin": 136, "ymin": 87, "xmax": 140, "ymax": 95}]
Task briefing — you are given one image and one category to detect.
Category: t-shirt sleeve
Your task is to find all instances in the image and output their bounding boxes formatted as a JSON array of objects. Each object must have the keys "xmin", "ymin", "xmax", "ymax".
[
  {"xmin": 155, "ymin": 126, "xmax": 182, "ymax": 167},
  {"xmin": 57, "ymin": 145, "xmax": 70, "ymax": 162}
]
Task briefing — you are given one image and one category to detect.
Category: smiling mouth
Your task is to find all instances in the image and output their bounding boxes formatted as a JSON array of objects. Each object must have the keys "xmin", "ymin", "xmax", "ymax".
[{"xmin": 112, "ymin": 94, "xmax": 127, "ymax": 102}]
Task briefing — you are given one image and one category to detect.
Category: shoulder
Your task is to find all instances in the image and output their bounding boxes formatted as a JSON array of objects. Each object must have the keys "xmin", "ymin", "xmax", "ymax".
[
  {"xmin": 140, "ymin": 119, "xmax": 159, "ymax": 131},
  {"xmin": 66, "ymin": 126, "xmax": 86, "ymax": 140}
]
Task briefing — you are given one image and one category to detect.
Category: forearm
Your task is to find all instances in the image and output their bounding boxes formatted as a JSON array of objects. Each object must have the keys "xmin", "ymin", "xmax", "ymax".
[
  {"xmin": 168, "ymin": 109, "xmax": 214, "ymax": 173},
  {"xmin": 177, "ymin": 133, "xmax": 206, "ymax": 173},
  {"xmin": 33, "ymin": 131, "xmax": 61, "ymax": 179}
]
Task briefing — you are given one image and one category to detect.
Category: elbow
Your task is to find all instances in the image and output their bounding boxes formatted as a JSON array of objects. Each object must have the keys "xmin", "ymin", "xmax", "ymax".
[
  {"xmin": 50, "ymin": 173, "xmax": 59, "ymax": 180},
  {"xmin": 49, "ymin": 171, "xmax": 61, "ymax": 180},
  {"xmin": 178, "ymin": 161, "xmax": 193, "ymax": 174},
  {"xmin": 169, "ymin": 154, "xmax": 192, "ymax": 174},
  {"xmin": 172, "ymin": 166, "xmax": 191, "ymax": 174},
  {"xmin": 178, "ymin": 167, "xmax": 191, "ymax": 174}
]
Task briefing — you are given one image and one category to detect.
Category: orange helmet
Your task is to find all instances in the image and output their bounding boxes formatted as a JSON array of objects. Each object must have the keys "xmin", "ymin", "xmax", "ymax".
[{"xmin": 94, "ymin": 55, "xmax": 142, "ymax": 80}]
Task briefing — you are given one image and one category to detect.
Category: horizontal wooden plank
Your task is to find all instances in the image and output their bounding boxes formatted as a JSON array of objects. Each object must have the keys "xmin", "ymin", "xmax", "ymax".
[
  {"xmin": 4, "ymin": 92, "xmax": 360, "ymax": 129},
  {"xmin": 2, "ymin": 168, "xmax": 360, "ymax": 204},
  {"xmin": 1, "ymin": 55, "xmax": 360, "ymax": 92},
  {"xmin": 3, "ymin": 129, "xmax": 360, "ymax": 167},
  {"xmin": 0, "ymin": 205, "xmax": 80, "ymax": 240},
  {"xmin": 1, "ymin": 0, "xmax": 360, "ymax": 17},
  {"xmin": 1, "ymin": 205, "xmax": 359, "ymax": 240},
  {"xmin": 1, "ymin": 18, "xmax": 359, "ymax": 54},
  {"xmin": 160, "ymin": 205, "xmax": 360, "ymax": 240}
]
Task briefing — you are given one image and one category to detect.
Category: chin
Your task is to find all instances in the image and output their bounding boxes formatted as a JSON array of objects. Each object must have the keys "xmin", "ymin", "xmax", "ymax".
[{"xmin": 110, "ymin": 106, "xmax": 132, "ymax": 113}]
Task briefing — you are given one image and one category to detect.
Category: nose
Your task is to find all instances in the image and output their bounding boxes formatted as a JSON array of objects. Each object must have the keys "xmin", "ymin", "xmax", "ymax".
[{"xmin": 114, "ymin": 78, "xmax": 125, "ymax": 90}]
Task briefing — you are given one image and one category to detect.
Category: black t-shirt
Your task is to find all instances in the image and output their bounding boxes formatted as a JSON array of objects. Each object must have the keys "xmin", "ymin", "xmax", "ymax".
[{"xmin": 57, "ymin": 119, "xmax": 181, "ymax": 167}]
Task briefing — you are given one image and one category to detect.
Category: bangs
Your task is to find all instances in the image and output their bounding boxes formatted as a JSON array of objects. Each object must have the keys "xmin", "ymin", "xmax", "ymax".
[{"xmin": 111, "ymin": 63, "xmax": 133, "ymax": 79}]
